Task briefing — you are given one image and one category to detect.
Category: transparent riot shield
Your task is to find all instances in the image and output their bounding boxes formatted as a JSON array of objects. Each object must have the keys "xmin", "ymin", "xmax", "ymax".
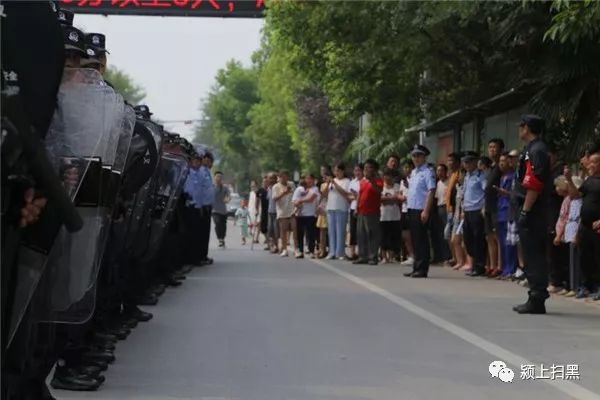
[
  {"xmin": 126, "ymin": 120, "xmax": 165, "ymax": 260},
  {"xmin": 73, "ymin": 102, "xmax": 137, "ymax": 324},
  {"xmin": 93, "ymin": 103, "xmax": 136, "ymax": 278},
  {"xmin": 140, "ymin": 153, "xmax": 189, "ymax": 264},
  {"xmin": 22, "ymin": 68, "xmax": 131, "ymax": 326}
]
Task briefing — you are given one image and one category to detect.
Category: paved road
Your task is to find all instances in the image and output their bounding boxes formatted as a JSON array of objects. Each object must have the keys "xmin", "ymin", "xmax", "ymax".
[{"xmin": 54, "ymin": 222, "xmax": 600, "ymax": 400}]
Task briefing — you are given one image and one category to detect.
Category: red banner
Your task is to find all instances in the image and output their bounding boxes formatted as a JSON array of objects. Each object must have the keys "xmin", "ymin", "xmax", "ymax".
[{"xmin": 60, "ymin": 0, "xmax": 265, "ymax": 18}]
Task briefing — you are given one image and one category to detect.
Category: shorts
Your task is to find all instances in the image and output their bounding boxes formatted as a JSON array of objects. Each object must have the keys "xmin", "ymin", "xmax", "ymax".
[
  {"xmin": 484, "ymin": 212, "xmax": 496, "ymax": 235},
  {"xmin": 400, "ymin": 212, "xmax": 410, "ymax": 230},
  {"xmin": 380, "ymin": 220, "xmax": 401, "ymax": 251}
]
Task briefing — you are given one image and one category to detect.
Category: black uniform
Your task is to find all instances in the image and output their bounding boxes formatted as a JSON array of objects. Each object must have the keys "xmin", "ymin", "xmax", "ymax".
[
  {"xmin": 516, "ymin": 136, "xmax": 552, "ymax": 302},
  {"xmin": 256, "ymin": 187, "xmax": 269, "ymax": 235},
  {"xmin": 578, "ymin": 175, "xmax": 600, "ymax": 293}
]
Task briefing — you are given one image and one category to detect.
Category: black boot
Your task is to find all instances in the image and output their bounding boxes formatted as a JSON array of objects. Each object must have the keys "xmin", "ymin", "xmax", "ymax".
[
  {"xmin": 82, "ymin": 349, "xmax": 116, "ymax": 364},
  {"xmin": 126, "ymin": 305, "xmax": 153, "ymax": 322},
  {"xmin": 137, "ymin": 292, "xmax": 159, "ymax": 305},
  {"xmin": 165, "ymin": 276, "xmax": 182, "ymax": 287},
  {"xmin": 150, "ymin": 283, "xmax": 166, "ymax": 296},
  {"xmin": 118, "ymin": 317, "xmax": 139, "ymax": 330},
  {"xmin": 177, "ymin": 265, "xmax": 193, "ymax": 274},
  {"xmin": 512, "ymin": 297, "xmax": 546, "ymax": 314},
  {"xmin": 91, "ymin": 339, "xmax": 116, "ymax": 351},
  {"xmin": 51, "ymin": 368, "xmax": 102, "ymax": 391},
  {"xmin": 93, "ymin": 332, "xmax": 118, "ymax": 343},
  {"xmin": 77, "ymin": 365, "xmax": 104, "ymax": 377},
  {"xmin": 103, "ymin": 326, "xmax": 130, "ymax": 340},
  {"xmin": 80, "ymin": 358, "xmax": 108, "ymax": 371}
]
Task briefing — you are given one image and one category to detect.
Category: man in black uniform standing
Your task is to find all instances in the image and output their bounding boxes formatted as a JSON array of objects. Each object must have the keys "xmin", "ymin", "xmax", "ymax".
[{"xmin": 513, "ymin": 115, "xmax": 552, "ymax": 314}]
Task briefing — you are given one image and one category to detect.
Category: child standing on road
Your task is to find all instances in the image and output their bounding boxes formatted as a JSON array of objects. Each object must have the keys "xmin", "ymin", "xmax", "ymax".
[
  {"xmin": 380, "ymin": 168, "xmax": 402, "ymax": 263},
  {"xmin": 235, "ymin": 199, "xmax": 250, "ymax": 245}
]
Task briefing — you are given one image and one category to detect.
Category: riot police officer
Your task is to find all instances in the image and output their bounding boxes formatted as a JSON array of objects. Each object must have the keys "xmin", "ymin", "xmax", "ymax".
[{"xmin": 514, "ymin": 115, "xmax": 552, "ymax": 314}]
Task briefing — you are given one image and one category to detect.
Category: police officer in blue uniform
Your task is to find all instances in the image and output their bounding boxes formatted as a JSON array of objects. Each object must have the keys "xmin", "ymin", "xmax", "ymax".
[
  {"xmin": 513, "ymin": 115, "xmax": 552, "ymax": 314},
  {"xmin": 197, "ymin": 151, "xmax": 215, "ymax": 265},
  {"xmin": 461, "ymin": 151, "xmax": 488, "ymax": 277},
  {"xmin": 403, "ymin": 144, "xmax": 436, "ymax": 278},
  {"xmin": 182, "ymin": 148, "xmax": 206, "ymax": 266}
]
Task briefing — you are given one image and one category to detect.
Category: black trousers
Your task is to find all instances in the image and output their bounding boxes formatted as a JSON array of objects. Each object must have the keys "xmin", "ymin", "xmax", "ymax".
[
  {"xmin": 296, "ymin": 216, "xmax": 317, "ymax": 253},
  {"xmin": 199, "ymin": 206, "xmax": 212, "ymax": 260},
  {"xmin": 349, "ymin": 210, "xmax": 358, "ymax": 246},
  {"xmin": 213, "ymin": 213, "xmax": 227, "ymax": 241},
  {"xmin": 547, "ymin": 234, "xmax": 569, "ymax": 288},
  {"xmin": 463, "ymin": 210, "xmax": 486, "ymax": 273},
  {"xmin": 579, "ymin": 226, "xmax": 600, "ymax": 292},
  {"xmin": 430, "ymin": 205, "xmax": 450, "ymax": 262},
  {"xmin": 182, "ymin": 206, "xmax": 202, "ymax": 265},
  {"xmin": 408, "ymin": 209, "xmax": 430, "ymax": 275},
  {"xmin": 519, "ymin": 207, "xmax": 549, "ymax": 300}
]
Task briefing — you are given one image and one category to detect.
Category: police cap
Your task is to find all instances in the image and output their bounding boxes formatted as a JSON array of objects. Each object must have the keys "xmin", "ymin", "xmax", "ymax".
[
  {"xmin": 134, "ymin": 105, "xmax": 153, "ymax": 119},
  {"xmin": 410, "ymin": 144, "xmax": 430, "ymax": 157},
  {"xmin": 81, "ymin": 46, "xmax": 101, "ymax": 67},
  {"xmin": 62, "ymin": 26, "xmax": 85, "ymax": 55},
  {"xmin": 57, "ymin": 9, "xmax": 74, "ymax": 26},
  {"xmin": 193, "ymin": 144, "xmax": 207, "ymax": 158},
  {"xmin": 85, "ymin": 33, "xmax": 110, "ymax": 54},
  {"xmin": 461, "ymin": 151, "xmax": 479, "ymax": 162}
]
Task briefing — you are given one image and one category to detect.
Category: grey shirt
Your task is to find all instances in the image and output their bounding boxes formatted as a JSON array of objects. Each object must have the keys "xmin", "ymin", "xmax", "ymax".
[{"xmin": 212, "ymin": 184, "xmax": 231, "ymax": 215}]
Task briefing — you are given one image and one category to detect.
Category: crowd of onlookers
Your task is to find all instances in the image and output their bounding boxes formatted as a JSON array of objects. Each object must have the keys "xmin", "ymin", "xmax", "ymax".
[{"xmin": 237, "ymin": 119, "xmax": 600, "ymax": 308}]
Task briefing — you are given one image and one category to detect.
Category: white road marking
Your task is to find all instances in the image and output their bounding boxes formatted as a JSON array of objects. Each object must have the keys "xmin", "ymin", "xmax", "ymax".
[{"xmin": 310, "ymin": 258, "xmax": 600, "ymax": 400}]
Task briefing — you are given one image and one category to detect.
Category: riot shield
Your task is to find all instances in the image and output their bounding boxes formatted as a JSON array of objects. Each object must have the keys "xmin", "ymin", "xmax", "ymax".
[
  {"xmin": 93, "ymin": 103, "xmax": 136, "ymax": 278},
  {"xmin": 126, "ymin": 120, "xmax": 166, "ymax": 260},
  {"xmin": 119, "ymin": 120, "xmax": 159, "ymax": 202},
  {"xmin": 140, "ymin": 153, "xmax": 189, "ymax": 264},
  {"xmin": 23, "ymin": 69, "xmax": 131, "ymax": 326}
]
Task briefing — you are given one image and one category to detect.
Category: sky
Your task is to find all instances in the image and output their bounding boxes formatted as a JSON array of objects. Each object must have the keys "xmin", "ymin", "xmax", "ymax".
[{"xmin": 76, "ymin": 14, "xmax": 264, "ymax": 140}]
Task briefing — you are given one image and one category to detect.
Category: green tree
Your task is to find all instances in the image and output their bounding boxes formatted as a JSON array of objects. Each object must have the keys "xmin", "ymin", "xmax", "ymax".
[
  {"xmin": 195, "ymin": 60, "xmax": 260, "ymax": 191},
  {"xmin": 104, "ymin": 66, "xmax": 146, "ymax": 105},
  {"xmin": 265, "ymin": 0, "xmax": 600, "ymax": 159}
]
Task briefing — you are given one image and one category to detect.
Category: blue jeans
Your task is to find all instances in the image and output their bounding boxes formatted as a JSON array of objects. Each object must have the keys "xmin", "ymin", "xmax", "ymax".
[
  {"xmin": 327, "ymin": 210, "xmax": 348, "ymax": 258},
  {"xmin": 497, "ymin": 220, "xmax": 516, "ymax": 276}
]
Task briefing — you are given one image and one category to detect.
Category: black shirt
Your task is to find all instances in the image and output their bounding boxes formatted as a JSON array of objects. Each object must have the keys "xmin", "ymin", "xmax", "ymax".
[
  {"xmin": 484, "ymin": 164, "xmax": 501, "ymax": 214},
  {"xmin": 256, "ymin": 187, "xmax": 269, "ymax": 219},
  {"xmin": 3, "ymin": 2, "xmax": 64, "ymax": 139},
  {"xmin": 579, "ymin": 175, "xmax": 600, "ymax": 229},
  {"xmin": 516, "ymin": 137, "xmax": 552, "ymax": 213}
]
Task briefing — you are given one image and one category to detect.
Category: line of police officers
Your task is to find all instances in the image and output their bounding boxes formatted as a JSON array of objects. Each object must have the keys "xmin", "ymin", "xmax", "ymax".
[
  {"xmin": 2, "ymin": 2, "xmax": 211, "ymax": 398},
  {"xmin": 403, "ymin": 115, "xmax": 553, "ymax": 314}
]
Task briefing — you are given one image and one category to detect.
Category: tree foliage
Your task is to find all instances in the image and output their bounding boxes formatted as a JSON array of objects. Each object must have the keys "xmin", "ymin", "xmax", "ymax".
[
  {"xmin": 198, "ymin": 0, "xmax": 600, "ymax": 178},
  {"xmin": 104, "ymin": 66, "xmax": 146, "ymax": 105},
  {"xmin": 195, "ymin": 60, "xmax": 261, "ymax": 191}
]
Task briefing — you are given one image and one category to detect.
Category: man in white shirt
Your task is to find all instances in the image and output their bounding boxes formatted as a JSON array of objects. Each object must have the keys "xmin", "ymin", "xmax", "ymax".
[
  {"xmin": 431, "ymin": 163, "xmax": 451, "ymax": 264},
  {"xmin": 348, "ymin": 163, "xmax": 364, "ymax": 260},
  {"xmin": 272, "ymin": 170, "xmax": 296, "ymax": 257}
]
